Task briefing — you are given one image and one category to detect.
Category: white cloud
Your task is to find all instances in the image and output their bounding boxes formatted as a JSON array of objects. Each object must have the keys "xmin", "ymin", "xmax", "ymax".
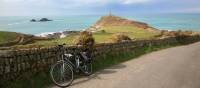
[
  {"xmin": 1, "ymin": 0, "xmax": 199, "ymax": 16},
  {"xmin": 65, "ymin": 0, "xmax": 152, "ymax": 5},
  {"xmin": 0, "ymin": 0, "xmax": 152, "ymax": 6},
  {"xmin": 120, "ymin": 0, "xmax": 151, "ymax": 4},
  {"xmin": 0, "ymin": 0, "xmax": 154, "ymax": 16}
]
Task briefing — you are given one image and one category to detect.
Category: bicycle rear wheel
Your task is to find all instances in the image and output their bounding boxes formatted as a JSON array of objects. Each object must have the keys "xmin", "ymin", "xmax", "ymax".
[{"xmin": 50, "ymin": 61, "xmax": 73, "ymax": 87}]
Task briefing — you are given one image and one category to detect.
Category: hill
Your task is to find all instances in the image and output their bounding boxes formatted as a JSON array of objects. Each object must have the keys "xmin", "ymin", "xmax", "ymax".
[
  {"xmin": 0, "ymin": 31, "xmax": 18, "ymax": 44},
  {"xmin": 0, "ymin": 31, "xmax": 50, "ymax": 47},
  {"xmin": 87, "ymin": 15, "xmax": 160, "ymax": 40},
  {"xmin": 30, "ymin": 15, "xmax": 160, "ymax": 47},
  {"xmin": 89, "ymin": 15, "xmax": 158, "ymax": 32}
]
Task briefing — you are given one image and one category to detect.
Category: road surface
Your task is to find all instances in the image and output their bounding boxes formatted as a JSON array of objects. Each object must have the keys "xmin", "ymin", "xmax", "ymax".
[{"xmin": 51, "ymin": 42, "xmax": 200, "ymax": 88}]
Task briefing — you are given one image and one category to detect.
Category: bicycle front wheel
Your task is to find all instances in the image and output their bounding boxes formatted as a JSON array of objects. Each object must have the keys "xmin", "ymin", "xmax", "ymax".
[{"xmin": 50, "ymin": 61, "xmax": 74, "ymax": 87}]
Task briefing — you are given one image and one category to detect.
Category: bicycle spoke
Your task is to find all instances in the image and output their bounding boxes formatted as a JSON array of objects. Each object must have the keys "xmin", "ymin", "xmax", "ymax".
[{"xmin": 50, "ymin": 62, "xmax": 73, "ymax": 87}]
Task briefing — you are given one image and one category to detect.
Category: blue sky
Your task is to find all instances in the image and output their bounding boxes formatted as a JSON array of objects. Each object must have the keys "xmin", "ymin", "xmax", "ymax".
[{"xmin": 0, "ymin": 0, "xmax": 200, "ymax": 16}]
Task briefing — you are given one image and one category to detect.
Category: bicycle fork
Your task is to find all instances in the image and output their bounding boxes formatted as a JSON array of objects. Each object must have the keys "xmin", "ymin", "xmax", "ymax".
[{"xmin": 75, "ymin": 56, "xmax": 80, "ymax": 72}]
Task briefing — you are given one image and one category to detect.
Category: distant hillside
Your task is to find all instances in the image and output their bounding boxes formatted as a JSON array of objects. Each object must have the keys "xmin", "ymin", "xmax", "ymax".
[
  {"xmin": 0, "ymin": 31, "xmax": 50, "ymax": 47},
  {"xmin": 4, "ymin": 15, "xmax": 160, "ymax": 48},
  {"xmin": 89, "ymin": 15, "xmax": 158, "ymax": 32},
  {"xmin": 0, "ymin": 31, "xmax": 18, "ymax": 44}
]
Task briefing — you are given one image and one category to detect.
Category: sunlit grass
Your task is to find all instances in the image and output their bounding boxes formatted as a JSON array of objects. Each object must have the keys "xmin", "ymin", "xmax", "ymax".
[
  {"xmin": 101, "ymin": 26, "xmax": 159, "ymax": 39},
  {"xmin": 26, "ymin": 25, "xmax": 160, "ymax": 47}
]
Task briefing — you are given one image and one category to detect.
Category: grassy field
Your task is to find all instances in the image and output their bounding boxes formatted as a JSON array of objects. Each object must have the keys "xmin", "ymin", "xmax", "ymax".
[
  {"xmin": 29, "ymin": 25, "xmax": 159, "ymax": 47},
  {"xmin": 100, "ymin": 26, "xmax": 159, "ymax": 39},
  {"xmin": 0, "ymin": 31, "xmax": 18, "ymax": 44},
  {"xmin": 0, "ymin": 25, "xmax": 159, "ymax": 49}
]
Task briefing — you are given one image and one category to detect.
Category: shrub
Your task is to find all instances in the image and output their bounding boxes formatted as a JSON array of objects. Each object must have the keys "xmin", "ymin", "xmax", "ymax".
[
  {"xmin": 110, "ymin": 33, "xmax": 131, "ymax": 43},
  {"xmin": 159, "ymin": 30, "xmax": 194, "ymax": 38},
  {"xmin": 182, "ymin": 31, "xmax": 193, "ymax": 36},
  {"xmin": 74, "ymin": 31, "xmax": 95, "ymax": 48},
  {"xmin": 100, "ymin": 30, "xmax": 106, "ymax": 33}
]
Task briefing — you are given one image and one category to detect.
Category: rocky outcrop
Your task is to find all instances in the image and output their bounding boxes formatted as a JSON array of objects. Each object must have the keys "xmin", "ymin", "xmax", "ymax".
[
  {"xmin": 39, "ymin": 18, "xmax": 52, "ymax": 22},
  {"xmin": 30, "ymin": 19, "xmax": 36, "ymax": 22},
  {"xmin": 30, "ymin": 18, "xmax": 52, "ymax": 22}
]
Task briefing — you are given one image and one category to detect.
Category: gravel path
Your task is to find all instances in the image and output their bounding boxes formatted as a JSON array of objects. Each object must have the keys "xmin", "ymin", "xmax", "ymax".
[{"xmin": 51, "ymin": 42, "xmax": 200, "ymax": 88}]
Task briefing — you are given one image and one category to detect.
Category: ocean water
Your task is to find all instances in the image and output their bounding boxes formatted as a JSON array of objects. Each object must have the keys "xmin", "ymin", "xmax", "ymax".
[{"xmin": 0, "ymin": 14, "xmax": 200, "ymax": 35}]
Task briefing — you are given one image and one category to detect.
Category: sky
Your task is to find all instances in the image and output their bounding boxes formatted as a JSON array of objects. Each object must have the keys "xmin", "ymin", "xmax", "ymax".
[{"xmin": 0, "ymin": 0, "xmax": 200, "ymax": 16}]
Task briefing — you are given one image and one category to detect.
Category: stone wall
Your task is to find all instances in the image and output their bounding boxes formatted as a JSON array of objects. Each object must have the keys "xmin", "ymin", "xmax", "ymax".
[{"xmin": 0, "ymin": 35, "xmax": 200, "ymax": 81}]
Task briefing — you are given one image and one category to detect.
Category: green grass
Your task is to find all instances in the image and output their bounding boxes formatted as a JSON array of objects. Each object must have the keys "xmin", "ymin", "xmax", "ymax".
[
  {"xmin": 93, "ymin": 32, "xmax": 113, "ymax": 43},
  {"xmin": 2, "ymin": 42, "xmax": 181, "ymax": 88},
  {"xmin": 0, "ymin": 31, "xmax": 18, "ymax": 44},
  {"xmin": 100, "ymin": 26, "xmax": 159, "ymax": 39},
  {"xmin": 24, "ymin": 25, "xmax": 159, "ymax": 47},
  {"xmin": 34, "ymin": 33, "xmax": 78, "ymax": 46}
]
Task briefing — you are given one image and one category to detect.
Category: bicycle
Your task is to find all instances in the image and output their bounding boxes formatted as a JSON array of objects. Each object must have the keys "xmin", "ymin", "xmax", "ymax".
[{"xmin": 50, "ymin": 44, "xmax": 93, "ymax": 87}]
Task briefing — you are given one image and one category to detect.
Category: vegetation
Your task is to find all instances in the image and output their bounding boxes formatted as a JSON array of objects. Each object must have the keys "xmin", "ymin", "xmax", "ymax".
[
  {"xmin": 100, "ymin": 26, "xmax": 159, "ymax": 40},
  {"xmin": 0, "ymin": 31, "xmax": 51, "ymax": 47},
  {"xmin": 92, "ymin": 15, "xmax": 151, "ymax": 30},
  {"xmin": 6, "ymin": 25, "xmax": 157, "ymax": 49},
  {"xmin": 0, "ymin": 31, "xmax": 18, "ymax": 44},
  {"xmin": 26, "ymin": 25, "xmax": 159, "ymax": 48},
  {"xmin": 110, "ymin": 33, "xmax": 131, "ymax": 43},
  {"xmin": 74, "ymin": 31, "xmax": 95, "ymax": 45},
  {"xmin": 159, "ymin": 30, "xmax": 199, "ymax": 38},
  {"xmin": 31, "ymin": 33, "xmax": 78, "ymax": 46}
]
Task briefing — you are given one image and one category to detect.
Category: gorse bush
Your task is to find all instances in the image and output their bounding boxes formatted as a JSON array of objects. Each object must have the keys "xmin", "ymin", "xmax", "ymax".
[
  {"xmin": 100, "ymin": 30, "xmax": 106, "ymax": 33},
  {"xmin": 74, "ymin": 31, "xmax": 95, "ymax": 48},
  {"xmin": 160, "ymin": 30, "xmax": 197, "ymax": 38},
  {"xmin": 110, "ymin": 33, "xmax": 131, "ymax": 43}
]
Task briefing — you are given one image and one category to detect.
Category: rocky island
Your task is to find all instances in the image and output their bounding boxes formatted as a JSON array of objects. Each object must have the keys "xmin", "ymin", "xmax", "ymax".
[
  {"xmin": 30, "ymin": 19, "xmax": 36, "ymax": 22},
  {"xmin": 39, "ymin": 18, "xmax": 52, "ymax": 22},
  {"xmin": 30, "ymin": 18, "xmax": 52, "ymax": 22}
]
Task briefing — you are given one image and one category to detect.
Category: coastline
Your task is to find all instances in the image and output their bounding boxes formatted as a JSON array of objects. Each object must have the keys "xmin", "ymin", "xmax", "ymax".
[
  {"xmin": 1, "ymin": 14, "xmax": 200, "ymax": 35},
  {"xmin": 35, "ymin": 30, "xmax": 80, "ymax": 39}
]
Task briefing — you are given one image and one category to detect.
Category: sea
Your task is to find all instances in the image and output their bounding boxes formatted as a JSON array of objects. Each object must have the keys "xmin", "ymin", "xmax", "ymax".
[{"xmin": 0, "ymin": 13, "xmax": 200, "ymax": 35}]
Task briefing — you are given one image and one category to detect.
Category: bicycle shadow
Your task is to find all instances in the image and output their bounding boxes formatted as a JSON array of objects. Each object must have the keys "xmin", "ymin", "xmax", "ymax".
[{"xmin": 71, "ymin": 64, "xmax": 126, "ymax": 86}]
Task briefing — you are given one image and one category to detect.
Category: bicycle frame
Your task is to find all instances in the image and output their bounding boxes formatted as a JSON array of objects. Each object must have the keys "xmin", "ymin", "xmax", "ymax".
[
  {"xmin": 50, "ymin": 44, "xmax": 92, "ymax": 87},
  {"xmin": 65, "ymin": 55, "xmax": 80, "ymax": 70},
  {"xmin": 57, "ymin": 44, "xmax": 90, "ymax": 73}
]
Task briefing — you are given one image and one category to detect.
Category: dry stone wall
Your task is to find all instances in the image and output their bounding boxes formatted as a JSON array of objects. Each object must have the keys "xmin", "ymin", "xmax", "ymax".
[{"xmin": 0, "ymin": 35, "xmax": 200, "ymax": 81}]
